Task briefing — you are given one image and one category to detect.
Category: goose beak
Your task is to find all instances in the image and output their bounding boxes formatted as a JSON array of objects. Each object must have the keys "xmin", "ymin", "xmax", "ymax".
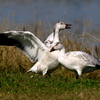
[
  {"xmin": 50, "ymin": 47, "xmax": 55, "ymax": 52},
  {"xmin": 65, "ymin": 24, "xmax": 72, "ymax": 29}
]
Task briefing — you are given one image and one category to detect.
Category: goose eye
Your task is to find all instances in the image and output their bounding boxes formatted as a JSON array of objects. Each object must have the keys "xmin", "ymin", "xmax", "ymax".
[{"xmin": 61, "ymin": 23, "xmax": 63, "ymax": 25}]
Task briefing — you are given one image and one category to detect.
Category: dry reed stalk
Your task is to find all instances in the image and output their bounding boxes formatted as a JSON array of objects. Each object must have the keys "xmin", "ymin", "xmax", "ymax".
[{"xmin": 0, "ymin": 17, "xmax": 100, "ymax": 78}]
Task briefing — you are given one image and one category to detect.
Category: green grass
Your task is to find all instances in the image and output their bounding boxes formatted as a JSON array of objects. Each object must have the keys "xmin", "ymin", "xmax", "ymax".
[{"xmin": 0, "ymin": 72, "xmax": 100, "ymax": 100}]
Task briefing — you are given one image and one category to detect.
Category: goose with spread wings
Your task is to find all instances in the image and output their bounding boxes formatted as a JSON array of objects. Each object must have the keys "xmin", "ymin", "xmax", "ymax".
[
  {"xmin": 50, "ymin": 43, "xmax": 100, "ymax": 79},
  {"xmin": 0, "ymin": 22, "xmax": 71, "ymax": 76}
]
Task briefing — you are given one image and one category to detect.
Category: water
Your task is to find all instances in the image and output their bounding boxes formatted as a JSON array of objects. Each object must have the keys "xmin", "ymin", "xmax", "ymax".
[{"xmin": 0, "ymin": 0, "xmax": 100, "ymax": 27}]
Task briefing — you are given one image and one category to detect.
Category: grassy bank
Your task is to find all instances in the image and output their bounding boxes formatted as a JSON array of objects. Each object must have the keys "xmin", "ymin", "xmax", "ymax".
[{"xmin": 0, "ymin": 72, "xmax": 100, "ymax": 100}]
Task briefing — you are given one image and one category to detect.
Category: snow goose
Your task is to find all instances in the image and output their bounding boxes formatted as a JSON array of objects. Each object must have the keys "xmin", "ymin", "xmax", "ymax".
[
  {"xmin": 0, "ymin": 22, "xmax": 71, "ymax": 76},
  {"xmin": 44, "ymin": 22, "xmax": 71, "ymax": 47},
  {"xmin": 26, "ymin": 22, "xmax": 71, "ymax": 75},
  {"xmin": 50, "ymin": 43, "xmax": 100, "ymax": 79}
]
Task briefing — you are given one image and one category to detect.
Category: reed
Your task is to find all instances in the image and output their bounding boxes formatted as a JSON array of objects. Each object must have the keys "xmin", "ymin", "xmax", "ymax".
[{"xmin": 0, "ymin": 18, "xmax": 100, "ymax": 79}]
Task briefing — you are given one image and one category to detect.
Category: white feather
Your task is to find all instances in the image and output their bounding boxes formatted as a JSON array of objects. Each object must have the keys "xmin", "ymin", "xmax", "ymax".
[
  {"xmin": 0, "ymin": 22, "xmax": 71, "ymax": 76},
  {"xmin": 52, "ymin": 43, "xmax": 100, "ymax": 78}
]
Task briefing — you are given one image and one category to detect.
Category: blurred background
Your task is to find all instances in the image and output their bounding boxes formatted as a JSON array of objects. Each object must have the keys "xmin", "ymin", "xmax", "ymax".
[{"xmin": 0, "ymin": 0, "xmax": 100, "ymax": 32}]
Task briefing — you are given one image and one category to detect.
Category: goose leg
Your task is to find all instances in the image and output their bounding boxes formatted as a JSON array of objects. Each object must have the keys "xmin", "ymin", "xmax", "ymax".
[
  {"xmin": 75, "ymin": 70, "xmax": 82, "ymax": 79},
  {"xmin": 42, "ymin": 68, "xmax": 48, "ymax": 76},
  {"xmin": 75, "ymin": 71, "xmax": 79, "ymax": 79}
]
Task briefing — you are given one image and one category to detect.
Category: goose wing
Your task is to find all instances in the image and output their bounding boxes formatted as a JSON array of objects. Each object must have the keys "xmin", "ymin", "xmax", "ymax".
[
  {"xmin": 44, "ymin": 32, "xmax": 54, "ymax": 47},
  {"xmin": 66, "ymin": 51, "xmax": 100, "ymax": 66},
  {"xmin": 0, "ymin": 31, "xmax": 48, "ymax": 62}
]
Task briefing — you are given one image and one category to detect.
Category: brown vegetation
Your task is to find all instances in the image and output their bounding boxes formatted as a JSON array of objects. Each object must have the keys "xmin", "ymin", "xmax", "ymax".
[{"xmin": 0, "ymin": 18, "xmax": 100, "ymax": 79}]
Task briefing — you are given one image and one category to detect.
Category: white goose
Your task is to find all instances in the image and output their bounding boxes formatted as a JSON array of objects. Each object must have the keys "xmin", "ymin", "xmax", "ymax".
[
  {"xmin": 50, "ymin": 43, "xmax": 100, "ymax": 79},
  {"xmin": 44, "ymin": 22, "xmax": 71, "ymax": 47},
  {"xmin": 0, "ymin": 22, "xmax": 71, "ymax": 76}
]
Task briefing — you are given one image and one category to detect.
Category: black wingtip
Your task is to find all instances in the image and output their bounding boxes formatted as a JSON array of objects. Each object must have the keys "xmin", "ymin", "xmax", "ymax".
[{"xmin": 0, "ymin": 33, "xmax": 16, "ymax": 46}]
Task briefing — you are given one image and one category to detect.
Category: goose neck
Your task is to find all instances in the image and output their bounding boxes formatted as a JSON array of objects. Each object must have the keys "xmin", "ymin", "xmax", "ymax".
[
  {"xmin": 59, "ymin": 46, "xmax": 65, "ymax": 56},
  {"xmin": 53, "ymin": 28, "xmax": 60, "ymax": 42}
]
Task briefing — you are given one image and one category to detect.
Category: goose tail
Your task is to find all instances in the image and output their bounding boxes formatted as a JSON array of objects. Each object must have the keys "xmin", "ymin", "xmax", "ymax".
[
  {"xmin": 96, "ymin": 65, "xmax": 100, "ymax": 69},
  {"xmin": 26, "ymin": 69, "xmax": 31, "ymax": 73}
]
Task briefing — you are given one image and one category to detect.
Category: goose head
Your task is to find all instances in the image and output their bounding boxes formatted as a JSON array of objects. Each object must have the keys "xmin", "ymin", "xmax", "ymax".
[{"xmin": 54, "ymin": 22, "xmax": 71, "ymax": 31}]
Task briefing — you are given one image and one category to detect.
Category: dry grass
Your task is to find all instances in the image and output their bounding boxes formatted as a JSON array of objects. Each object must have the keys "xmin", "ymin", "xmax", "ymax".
[{"xmin": 0, "ymin": 17, "xmax": 100, "ymax": 79}]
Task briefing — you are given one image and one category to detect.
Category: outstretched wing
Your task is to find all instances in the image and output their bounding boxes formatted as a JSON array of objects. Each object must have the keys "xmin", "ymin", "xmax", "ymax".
[{"xmin": 0, "ymin": 31, "xmax": 48, "ymax": 62}]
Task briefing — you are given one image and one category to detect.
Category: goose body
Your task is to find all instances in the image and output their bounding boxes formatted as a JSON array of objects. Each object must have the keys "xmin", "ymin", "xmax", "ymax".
[
  {"xmin": 28, "ymin": 50, "xmax": 60, "ymax": 75},
  {"xmin": 51, "ymin": 43, "xmax": 100, "ymax": 78}
]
